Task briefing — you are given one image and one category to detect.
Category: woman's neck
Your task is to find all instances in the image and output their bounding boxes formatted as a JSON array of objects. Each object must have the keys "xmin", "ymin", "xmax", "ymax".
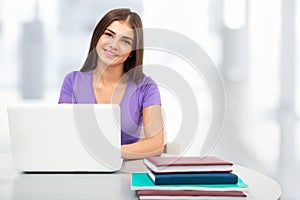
[{"xmin": 93, "ymin": 63, "xmax": 125, "ymax": 88}]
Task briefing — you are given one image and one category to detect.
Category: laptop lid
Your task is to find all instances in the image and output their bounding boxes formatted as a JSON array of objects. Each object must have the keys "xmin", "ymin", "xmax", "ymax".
[{"xmin": 7, "ymin": 104, "xmax": 123, "ymax": 172}]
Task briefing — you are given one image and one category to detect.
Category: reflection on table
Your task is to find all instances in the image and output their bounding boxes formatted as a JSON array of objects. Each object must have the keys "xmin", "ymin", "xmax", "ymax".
[
  {"xmin": 0, "ymin": 155, "xmax": 281, "ymax": 200},
  {"xmin": 12, "ymin": 173, "xmax": 134, "ymax": 200}
]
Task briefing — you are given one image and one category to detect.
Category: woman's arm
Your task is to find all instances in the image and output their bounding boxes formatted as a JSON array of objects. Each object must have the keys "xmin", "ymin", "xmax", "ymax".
[{"xmin": 121, "ymin": 105, "xmax": 164, "ymax": 159}]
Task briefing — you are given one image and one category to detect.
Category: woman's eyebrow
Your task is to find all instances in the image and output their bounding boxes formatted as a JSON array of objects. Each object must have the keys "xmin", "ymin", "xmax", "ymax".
[
  {"xmin": 106, "ymin": 28, "xmax": 133, "ymax": 41},
  {"xmin": 121, "ymin": 35, "xmax": 133, "ymax": 41},
  {"xmin": 106, "ymin": 29, "xmax": 116, "ymax": 34}
]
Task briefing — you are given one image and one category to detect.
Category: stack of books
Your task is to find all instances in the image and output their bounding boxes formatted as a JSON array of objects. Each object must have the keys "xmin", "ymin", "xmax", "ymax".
[{"xmin": 131, "ymin": 156, "xmax": 248, "ymax": 199}]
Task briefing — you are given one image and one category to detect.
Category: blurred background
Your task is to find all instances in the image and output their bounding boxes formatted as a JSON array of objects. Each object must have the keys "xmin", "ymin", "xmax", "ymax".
[{"xmin": 0, "ymin": 0, "xmax": 299, "ymax": 199}]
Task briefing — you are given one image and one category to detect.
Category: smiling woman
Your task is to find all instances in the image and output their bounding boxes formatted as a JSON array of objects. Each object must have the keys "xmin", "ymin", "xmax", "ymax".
[
  {"xmin": 58, "ymin": 8, "xmax": 164, "ymax": 160},
  {"xmin": 96, "ymin": 21, "xmax": 134, "ymax": 70}
]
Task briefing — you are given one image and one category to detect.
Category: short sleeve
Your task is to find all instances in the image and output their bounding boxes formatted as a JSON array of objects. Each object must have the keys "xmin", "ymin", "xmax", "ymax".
[
  {"xmin": 58, "ymin": 71, "xmax": 77, "ymax": 103},
  {"xmin": 140, "ymin": 77, "xmax": 161, "ymax": 109}
]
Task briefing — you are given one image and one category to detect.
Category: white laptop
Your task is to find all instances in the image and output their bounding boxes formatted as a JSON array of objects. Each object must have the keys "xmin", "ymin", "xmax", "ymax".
[{"xmin": 7, "ymin": 104, "xmax": 123, "ymax": 172}]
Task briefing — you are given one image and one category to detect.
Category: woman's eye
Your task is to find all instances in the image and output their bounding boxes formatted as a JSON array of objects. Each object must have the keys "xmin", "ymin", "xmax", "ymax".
[
  {"xmin": 104, "ymin": 32, "xmax": 113, "ymax": 37},
  {"xmin": 122, "ymin": 40, "xmax": 131, "ymax": 46}
]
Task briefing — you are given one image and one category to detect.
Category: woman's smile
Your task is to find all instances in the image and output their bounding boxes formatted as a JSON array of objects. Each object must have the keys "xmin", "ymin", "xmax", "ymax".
[{"xmin": 104, "ymin": 48, "xmax": 119, "ymax": 59}]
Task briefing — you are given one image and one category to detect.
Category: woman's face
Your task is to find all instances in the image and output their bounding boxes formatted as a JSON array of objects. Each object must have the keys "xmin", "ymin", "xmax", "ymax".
[{"xmin": 96, "ymin": 20, "xmax": 134, "ymax": 68}]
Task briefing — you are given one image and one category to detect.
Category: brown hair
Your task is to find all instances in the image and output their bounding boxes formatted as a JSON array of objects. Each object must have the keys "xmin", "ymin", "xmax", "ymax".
[{"xmin": 80, "ymin": 8, "xmax": 144, "ymax": 82}]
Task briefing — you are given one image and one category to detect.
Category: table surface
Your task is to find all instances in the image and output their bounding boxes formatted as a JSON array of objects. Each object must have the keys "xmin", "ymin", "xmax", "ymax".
[{"xmin": 0, "ymin": 153, "xmax": 281, "ymax": 200}]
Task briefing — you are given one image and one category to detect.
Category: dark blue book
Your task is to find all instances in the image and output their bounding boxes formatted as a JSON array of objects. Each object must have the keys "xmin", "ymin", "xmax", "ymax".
[{"xmin": 147, "ymin": 171, "xmax": 238, "ymax": 185}]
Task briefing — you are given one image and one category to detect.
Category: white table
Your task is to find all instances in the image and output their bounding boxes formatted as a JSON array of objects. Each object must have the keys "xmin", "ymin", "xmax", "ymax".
[{"xmin": 0, "ymin": 153, "xmax": 281, "ymax": 200}]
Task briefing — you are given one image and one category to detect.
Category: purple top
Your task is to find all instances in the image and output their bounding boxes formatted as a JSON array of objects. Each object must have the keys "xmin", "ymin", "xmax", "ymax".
[{"xmin": 58, "ymin": 71, "xmax": 161, "ymax": 145}]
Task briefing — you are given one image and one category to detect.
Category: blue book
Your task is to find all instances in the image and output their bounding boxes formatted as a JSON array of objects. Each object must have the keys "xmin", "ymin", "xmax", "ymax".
[
  {"xmin": 148, "ymin": 171, "xmax": 238, "ymax": 185},
  {"xmin": 131, "ymin": 173, "xmax": 248, "ymax": 192}
]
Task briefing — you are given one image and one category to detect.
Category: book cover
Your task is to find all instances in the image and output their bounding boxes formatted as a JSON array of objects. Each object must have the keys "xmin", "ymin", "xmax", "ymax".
[
  {"xmin": 144, "ymin": 156, "xmax": 233, "ymax": 173},
  {"xmin": 131, "ymin": 173, "xmax": 248, "ymax": 192},
  {"xmin": 137, "ymin": 190, "xmax": 247, "ymax": 200},
  {"xmin": 148, "ymin": 171, "xmax": 238, "ymax": 185},
  {"xmin": 138, "ymin": 196, "xmax": 246, "ymax": 200}
]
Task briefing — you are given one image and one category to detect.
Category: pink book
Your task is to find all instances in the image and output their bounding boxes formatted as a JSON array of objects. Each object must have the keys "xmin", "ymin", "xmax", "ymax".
[
  {"xmin": 137, "ymin": 190, "xmax": 247, "ymax": 197},
  {"xmin": 144, "ymin": 156, "xmax": 233, "ymax": 173}
]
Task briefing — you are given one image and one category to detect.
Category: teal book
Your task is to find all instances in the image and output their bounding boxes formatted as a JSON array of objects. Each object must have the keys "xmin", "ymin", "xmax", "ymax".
[{"xmin": 131, "ymin": 173, "xmax": 248, "ymax": 192}]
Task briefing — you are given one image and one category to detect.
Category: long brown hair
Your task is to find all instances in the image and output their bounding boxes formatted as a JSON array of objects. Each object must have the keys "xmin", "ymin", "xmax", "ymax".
[{"xmin": 80, "ymin": 8, "xmax": 144, "ymax": 82}]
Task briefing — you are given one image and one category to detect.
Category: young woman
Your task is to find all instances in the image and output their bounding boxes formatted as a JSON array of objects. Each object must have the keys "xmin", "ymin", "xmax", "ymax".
[{"xmin": 58, "ymin": 8, "xmax": 164, "ymax": 159}]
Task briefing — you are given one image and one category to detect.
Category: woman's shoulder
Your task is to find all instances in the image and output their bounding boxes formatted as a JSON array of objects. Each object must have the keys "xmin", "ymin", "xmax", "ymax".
[
  {"xmin": 64, "ymin": 70, "xmax": 92, "ymax": 82},
  {"xmin": 134, "ymin": 75, "xmax": 160, "ymax": 95},
  {"xmin": 136, "ymin": 75, "xmax": 157, "ymax": 87}
]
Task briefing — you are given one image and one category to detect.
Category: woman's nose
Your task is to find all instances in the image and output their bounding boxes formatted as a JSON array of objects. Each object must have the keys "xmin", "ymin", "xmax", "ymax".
[{"xmin": 109, "ymin": 37, "xmax": 118, "ymax": 49}]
